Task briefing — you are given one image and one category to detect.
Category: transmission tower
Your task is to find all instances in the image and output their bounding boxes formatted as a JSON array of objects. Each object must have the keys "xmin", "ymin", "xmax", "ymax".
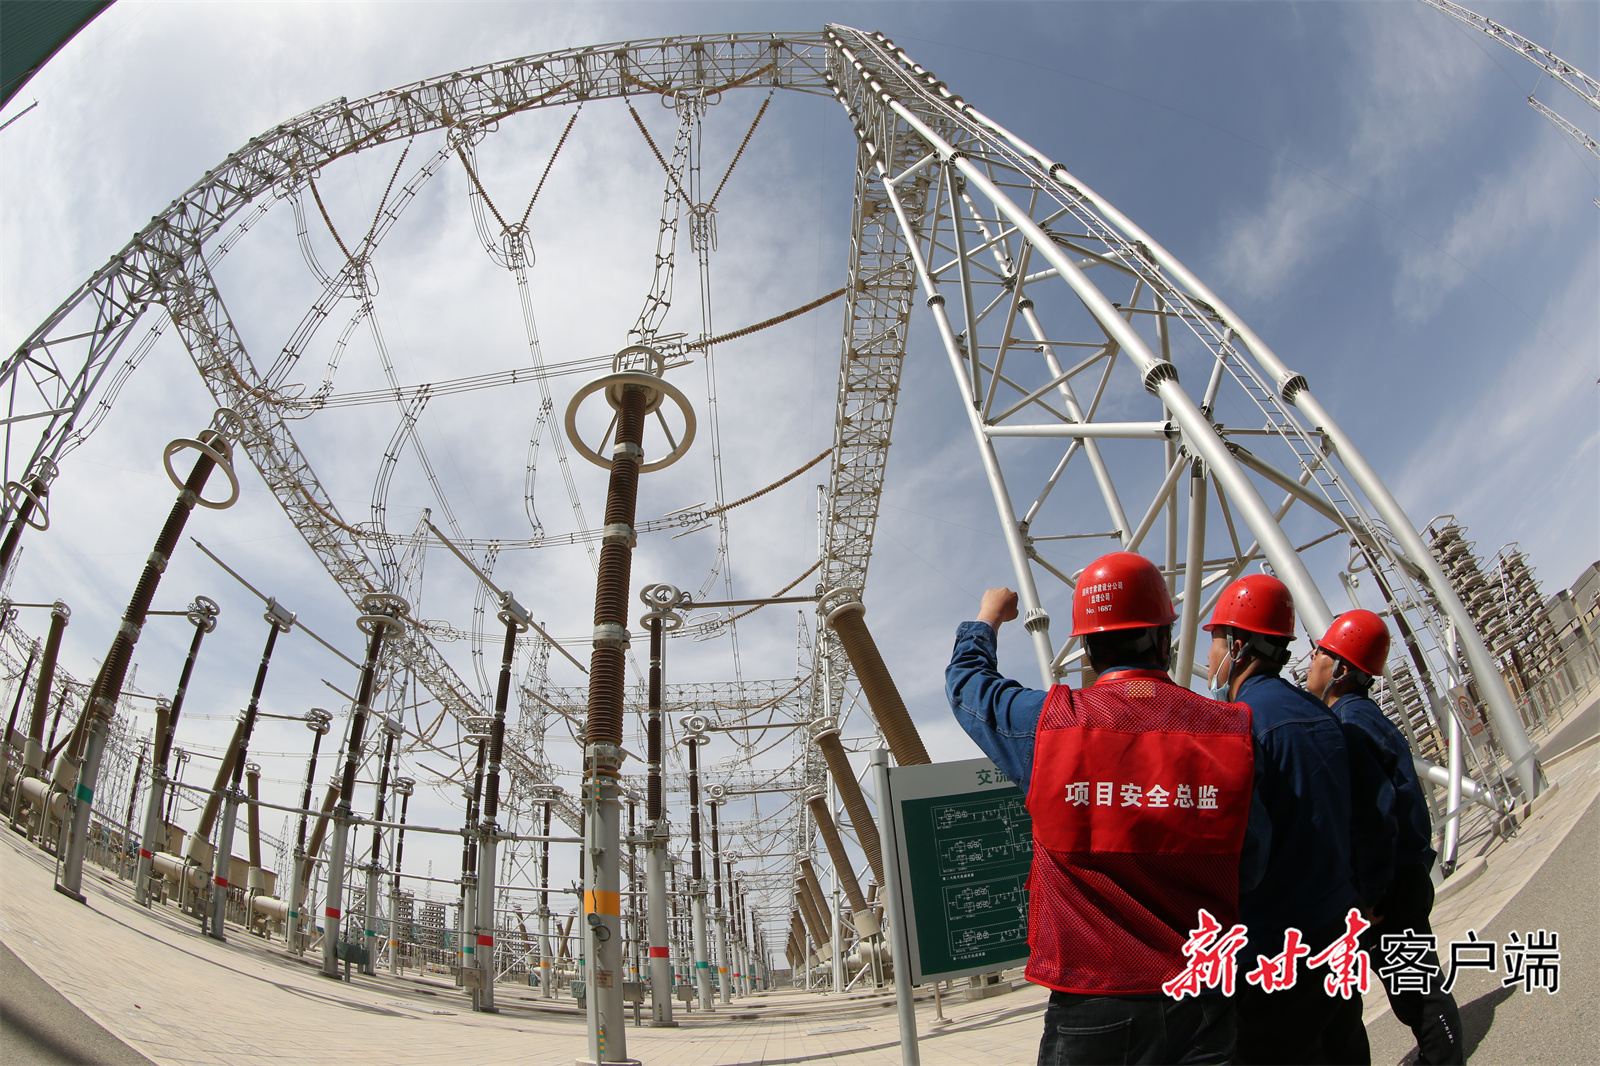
[{"xmin": 1419, "ymin": 0, "xmax": 1600, "ymax": 160}]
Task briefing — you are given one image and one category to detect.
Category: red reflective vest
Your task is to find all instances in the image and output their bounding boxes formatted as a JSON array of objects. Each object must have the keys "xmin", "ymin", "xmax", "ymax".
[{"xmin": 1024, "ymin": 669, "xmax": 1254, "ymax": 995}]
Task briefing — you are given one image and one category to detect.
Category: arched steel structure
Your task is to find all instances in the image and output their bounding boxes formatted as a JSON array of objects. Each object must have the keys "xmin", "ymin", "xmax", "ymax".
[{"xmin": 2, "ymin": 26, "xmax": 1541, "ymax": 917}]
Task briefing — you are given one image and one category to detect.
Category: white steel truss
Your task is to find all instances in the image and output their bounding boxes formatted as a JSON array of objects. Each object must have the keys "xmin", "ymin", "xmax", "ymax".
[{"xmin": 1418, "ymin": 0, "xmax": 1600, "ymax": 161}]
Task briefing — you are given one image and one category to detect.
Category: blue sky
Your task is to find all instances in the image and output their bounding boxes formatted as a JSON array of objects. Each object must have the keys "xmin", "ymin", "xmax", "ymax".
[{"xmin": 1, "ymin": 1, "xmax": 1595, "ymax": 917}]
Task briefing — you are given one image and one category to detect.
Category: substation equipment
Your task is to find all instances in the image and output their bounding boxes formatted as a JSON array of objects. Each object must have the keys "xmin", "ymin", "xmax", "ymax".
[{"xmin": 0, "ymin": 19, "xmax": 1588, "ymax": 1058}]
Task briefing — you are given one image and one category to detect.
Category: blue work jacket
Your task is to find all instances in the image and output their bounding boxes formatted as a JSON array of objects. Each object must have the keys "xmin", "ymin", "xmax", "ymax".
[
  {"xmin": 1331, "ymin": 691, "xmax": 1436, "ymax": 873},
  {"xmin": 943, "ymin": 621, "xmax": 1269, "ymax": 894},
  {"xmin": 1234, "ymin": 674, "xmax": 1392, "ymax": 959}
]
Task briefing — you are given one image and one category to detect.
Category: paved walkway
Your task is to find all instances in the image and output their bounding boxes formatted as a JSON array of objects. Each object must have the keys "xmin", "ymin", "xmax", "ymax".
[
  {"xmin": 1359, "ymin": 729, "xmax": 1600, "ymax": 1065},
  {"xmin": 2, "ymin": 735, "xmax": 1595, "ymax": 1065}
]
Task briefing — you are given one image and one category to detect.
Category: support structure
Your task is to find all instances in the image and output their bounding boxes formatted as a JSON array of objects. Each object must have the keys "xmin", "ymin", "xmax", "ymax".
[
  {"xmin": 683, "ymin": 720, "xmax": 714, "ymax": 1013},
  {"xmin": 567, "ymin": 351, "xmax": 694, "ymax": 1064},
  {"xmin": 289, "ymin": 709, "xmax": 331, "ymax": 952},
  {"xmin": 0, "ymin": 24, "xmax": 1554, "ymax": 954},
  {"xmin": 706, "ymin": 788, "xmax": 732, "ymax": 1004},
  {"xmin": 9, "ymin": 600, "xmax": 68, "ymax": 833},
  {"xmin": 321, "ymin": 593, "xmax": 407, "ymax": 979},
  {"xmin": 475, "ymin": 608, "xmax": 525, "ymax": 1011},
  {"xmin": 638, "ymin": 598, "xmax": 676, "ymax": 1026},
  {"xmin": 211, "ymin": 600, "xmax": 295, "ymax": 941},
  {"xmin": 388, "ymin": 776, "xmax": 413, "ymax": 972},
  {"xmin": 57, "ymin": 411, "xmax": 239, "ymax": 901},
  {"xmin": 134, "ymin": 598, "xmax": 217, "ymax": 905},
  {"xmin": 362, "ymin": 713, "xmax": 399, "ymax": 975}
]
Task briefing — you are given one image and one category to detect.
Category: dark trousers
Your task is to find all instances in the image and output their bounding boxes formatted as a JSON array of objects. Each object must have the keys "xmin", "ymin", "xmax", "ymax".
[
  {"xmin": 1364, "ymin": 863, "xmax": 1465, "ymax": 1066},
  {"xmin": 1237, "ymin": 916, "xmax": 1371, "ymax": 1065},
  {"xmin": 1037, "ymin": 990, "xmax": 1236, "ymax": 1065}
]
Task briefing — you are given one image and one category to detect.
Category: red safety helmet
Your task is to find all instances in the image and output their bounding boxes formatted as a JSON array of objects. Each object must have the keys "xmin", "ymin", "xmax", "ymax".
[
  {"xmin": 1317, "ymin": 610, "xmax": 1391, "ymax": 678},
  {"xmin": 1204, "ymin": 574, "xmax": 1296, "ymax": 638},
  {"xmin": 1071, "ymin": 552, "xmax": 1177, "ymax": 636}
]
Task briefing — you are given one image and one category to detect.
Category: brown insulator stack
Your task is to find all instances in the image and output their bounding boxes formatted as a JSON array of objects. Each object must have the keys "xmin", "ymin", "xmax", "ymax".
[
  {"xmin": 26, "ymin": 603, "xmax": 69, "ymax": 750},
  {"xmin": 244, "ymin": 765, "xmax": 262, "ymax": 870},
  {"xmin": 647, "ymin": 619, "xmax": 663, "ymax": 821},
  {"xmin": 197, "ymin": 717, "xmax": 248, "ymax": 836},
  {"xmin": 0, "ymin": 467, "xmax": 50, "ymax": 577},
  {"xmin": 799, "ymin": 858, "xmax": 831, "ymax": 931},
  {"xmin": 78, "ymin": 428, "xmax": 229, "ymax": 755},
  {"xmin": 804, "ymin": 791, "xmax": 869, "ymax": 918},
  {"xmin": 794, "ymin": 883, "xmax": 827, "ymax": 948},
  {"xmin": 586, "ymin": 385, "xmax": 648, "ymax": 752},
  {"xmin": 299, "ymin": 782, "xmax": 341, "ymax": 893},
  {"xmin": 789, "ymin": 910, "xmax": 808, "ymax": 959},
  {"xmin": 809, "ymin": 719, "xmax": 884, "ymax": 886},
  {"xmin": 824, "ymin": 595, "xmax": 930, "ymax": 766}
]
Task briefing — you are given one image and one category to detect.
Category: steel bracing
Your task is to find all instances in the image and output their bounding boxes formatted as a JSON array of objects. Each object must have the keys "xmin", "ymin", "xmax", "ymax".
[
  {"xmin": 821, "ymin": 26, "xmax": 1539, "ymax": 800},
  {"xmin": 1418, "ymin": 0, "xmax": 1600, "ymax": 160}
]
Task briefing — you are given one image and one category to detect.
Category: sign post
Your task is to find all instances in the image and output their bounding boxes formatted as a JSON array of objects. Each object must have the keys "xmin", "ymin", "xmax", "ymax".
[
  {"xmin": 870, "ymin": 748, "xmax": 921, "ymax": 1066},
  {"xmin": 882, "ymin": 755, "xmax": 1032, "ymax": 984},
  {"xmin": 874, "ymin": 751, "xmax": 1034, "ymax": 1066}
]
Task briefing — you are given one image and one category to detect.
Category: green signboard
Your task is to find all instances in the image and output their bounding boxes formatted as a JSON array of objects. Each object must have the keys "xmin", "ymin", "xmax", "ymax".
[{"xmin": 884, "ymin": 757, "xmax": 1032, "ymax": 983}]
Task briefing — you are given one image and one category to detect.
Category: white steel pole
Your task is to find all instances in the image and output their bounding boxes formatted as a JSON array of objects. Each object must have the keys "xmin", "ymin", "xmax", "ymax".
[
  {"xmin": 691, "ymin": 885, "xmax": 713, "ymax": 1009},
  {"xmin": 1444, "ymin": 704, "xmax": 1463, "ymax": 869},
  {"xmin": 476, "ymin": 832, "xmax": 498, "ymax": 1008},
  {"xmin": 869, "ymin": 748, "xmax": 920, "ymax": 1066},
  {"xmin": 322, "ymin": 807, "xmax": 350, "ymax": 978},
  {"xmin": 708, "ymin": 797, "xmax": 732, "ymax": 1004},
  {"xmin": 211, "ymin": 786, "xmax": 241, "ymax": 940},
  {"xmin": 1175, "ymin": 462, "xmax": 1209, "ymax": 689},
  {"xmin": 685, "ymin": 733, "xmax": 714, "ymax": 1012}
]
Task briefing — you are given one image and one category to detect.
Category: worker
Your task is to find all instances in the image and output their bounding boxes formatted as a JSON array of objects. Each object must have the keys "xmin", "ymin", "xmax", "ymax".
[
  {"xmin": 947, "ymin": 552, "xmax": 1267, "ymax": 1065},
  {"xmin": 1309, "ymin": 610, "xmax": 1464, "ymax": 1065},
  {"xmin": 1204, "ymin": 574, "xmax": 1388, "ymax": 1065}
]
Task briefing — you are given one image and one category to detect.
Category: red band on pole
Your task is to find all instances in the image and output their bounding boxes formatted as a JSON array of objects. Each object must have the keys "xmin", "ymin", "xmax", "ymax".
[
  {"xmin": 138, "ymin": 849, "xmax": 153, "ymax": 859},
  {"xmin": 649, "ymin": 946, "xmax": 669, "ymax": 957},
  {"xmin": 477, "ymin": 934, "xmax": 494, "ymax": 947},
  {"xmin": 325, "ymin": 907, "xmax": 341, "ymax": 919},
  {"xmin": 214, "ymin": 877, "xmax": 228, "ymax": 887}
]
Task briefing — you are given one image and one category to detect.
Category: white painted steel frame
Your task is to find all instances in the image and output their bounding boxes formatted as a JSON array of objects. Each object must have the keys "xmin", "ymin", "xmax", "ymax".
[{"xmin": 824, "ymin": 26, "xmax": 1539, "ymax": 798}]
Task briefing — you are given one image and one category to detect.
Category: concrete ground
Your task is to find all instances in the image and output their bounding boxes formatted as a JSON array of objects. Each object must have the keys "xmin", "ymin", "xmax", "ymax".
[
  {"xmin": 1, "ymin": 942, "xmax": 154, "ymax": 1065},
  {"xmin": 2, "ymin": 706, "xmax": 1595, "ymax": 1065}
]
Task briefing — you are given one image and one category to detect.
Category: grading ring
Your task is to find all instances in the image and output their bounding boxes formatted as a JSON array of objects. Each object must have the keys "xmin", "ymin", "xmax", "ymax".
[
  {"xmin": 2, "ymin": 479, "xmax": 49, "ymax": 531},
  {"xmin": 356, "ymin": 591, "xmax": 410, "ymax": 635},
  {"xmin": 564, "ymin": 371, "xmax": 696, "ymax": 474},
  {"xmin": 163, "ymin": 434, "xmax": 240, "ymax": 510}
]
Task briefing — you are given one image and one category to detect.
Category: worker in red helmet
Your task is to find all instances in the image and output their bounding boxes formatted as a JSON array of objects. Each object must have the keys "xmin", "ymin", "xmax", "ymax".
[
  {"xmin": 1310, "ymin": 611, "xmax": 1463, "ymax": 1065},
  {"xmin": 1204, "ymin": 574, "xmax": 1390, "ymax": 1066},
  {"xmin": 946, "ymin": 552, "xmax": 1268, "ymax": 1065}
]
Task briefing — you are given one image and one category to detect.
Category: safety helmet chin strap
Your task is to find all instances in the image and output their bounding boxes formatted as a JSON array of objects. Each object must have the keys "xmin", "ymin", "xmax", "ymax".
[
  {"xmin": 1086, "ymin": 625, "xmax": 1171, "ymax": 672},
  {"xmin": 1319, "ymin": 654, "xmax": 1372, "ymax": 703},
  {"xmin": 1223, "ymin": 626, "xmax": 1292, "ymax": 669}
]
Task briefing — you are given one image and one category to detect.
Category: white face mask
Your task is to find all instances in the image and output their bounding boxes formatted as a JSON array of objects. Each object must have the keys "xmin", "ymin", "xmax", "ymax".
[{"xmin": 1208, "ymin": 654, "xmax": 1232, "ymax": 701}]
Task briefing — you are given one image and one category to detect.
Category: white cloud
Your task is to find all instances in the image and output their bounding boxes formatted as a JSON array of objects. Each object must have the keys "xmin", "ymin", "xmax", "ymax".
[
  {"xmin": 1392, "ymin": 249, "xmax": 1600, "ymax": 586},
  {"xmin": 1211, "ymin": 3, "xmax": 1491, "ymax": 300},
  {"xmin": 1393, "ymin": 132, "xmax": 1593, "ymax": 320},
  {"xmin": 1212, "ymin": 167, "xmax": 1349, "ymax": 298}
]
